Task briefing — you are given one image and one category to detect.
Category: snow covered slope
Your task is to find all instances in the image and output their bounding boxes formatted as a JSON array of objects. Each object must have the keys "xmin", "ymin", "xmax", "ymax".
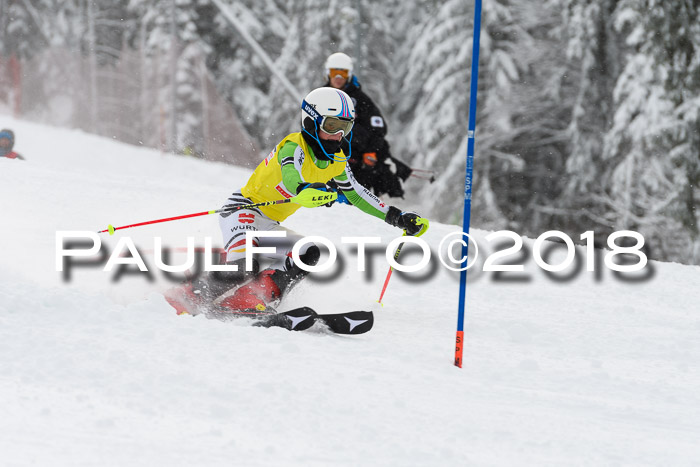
[{"xmin": 1, "ymin": 116, "xmax": 699, "ymax": 466}]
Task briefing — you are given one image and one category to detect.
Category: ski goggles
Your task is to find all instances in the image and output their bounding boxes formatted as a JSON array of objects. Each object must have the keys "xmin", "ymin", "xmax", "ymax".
[
  {"xmin": 328, "ymin": 68, "xmax": 350, "ymax": 80},
  {"xmin": 319, "ymin": 116, "xmax": 354, "ymax": 135},
  {"xmin": 302, "ymin": 101, "xmax": 354, "ymax": 136}
]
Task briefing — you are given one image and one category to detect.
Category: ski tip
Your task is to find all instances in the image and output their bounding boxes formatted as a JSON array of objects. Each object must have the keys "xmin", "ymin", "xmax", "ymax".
[{"xmin": 317, "ymin": 310, "xmax": 374, "ymax": 335}]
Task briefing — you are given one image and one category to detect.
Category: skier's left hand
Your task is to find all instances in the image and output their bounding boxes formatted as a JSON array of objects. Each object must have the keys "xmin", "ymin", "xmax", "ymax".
[{"xmin": 385, "ymin": 206, "xmax": 429, "ymax": 236}]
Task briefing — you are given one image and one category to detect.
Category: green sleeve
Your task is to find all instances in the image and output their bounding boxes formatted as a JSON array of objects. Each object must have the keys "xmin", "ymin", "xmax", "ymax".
[
  {"xmin": 277, "ymin": 141, "xmax": 304, "ymax": 194},
  {"xmin": 334, "ymin": 169, "xmax": 390, "ymax": 220}
]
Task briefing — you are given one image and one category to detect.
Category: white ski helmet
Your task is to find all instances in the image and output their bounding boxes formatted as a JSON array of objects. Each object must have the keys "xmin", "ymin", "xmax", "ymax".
[
  {"xmin": 324, "ymin": 52, "xmax": 353, "ymax": 80},
  {"xmin": 301, "ymin": 87, "xmax": 355, "ymax": 137},
  {"xmin": 301, "ymin": 87, "xmax": 355, "ymax": 161}
]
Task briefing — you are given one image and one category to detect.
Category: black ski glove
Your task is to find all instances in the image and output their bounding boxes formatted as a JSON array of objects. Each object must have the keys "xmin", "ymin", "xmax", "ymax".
[
  {"xmin": 385, "ymin": 206, "xmax": 424, "ymax": 236},
  {"xmin": 296, "ymin": 182, "xmax": 336, "ymax": 207}
]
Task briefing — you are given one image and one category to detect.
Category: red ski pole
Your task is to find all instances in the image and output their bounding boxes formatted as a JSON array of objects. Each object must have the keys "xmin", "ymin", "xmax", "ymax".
[
  {"xmin": 377, "ymin": 218, "xmax": 429, "ymax": 305},
  {"xmin": 97, "ymin": 190, "xmax": 337, "ymax": 235},
  {"xmin": 377, "ymin": 232, "xmax": 406, "ymax": 305},
  {"xmin": 97, "ymin": 199, "xmax": 290, "ymax": 235}
]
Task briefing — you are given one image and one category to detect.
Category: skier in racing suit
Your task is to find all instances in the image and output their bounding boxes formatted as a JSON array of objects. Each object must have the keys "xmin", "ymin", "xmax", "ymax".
[{"xmin": 165, "ymin": 87, "xmax": 427, "ymax": 315}]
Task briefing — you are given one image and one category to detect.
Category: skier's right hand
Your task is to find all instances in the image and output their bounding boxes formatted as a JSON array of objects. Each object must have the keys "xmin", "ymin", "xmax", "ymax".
[{"xmin": 296, "ymin": 182, "xmax": 333, "ymax": 195}]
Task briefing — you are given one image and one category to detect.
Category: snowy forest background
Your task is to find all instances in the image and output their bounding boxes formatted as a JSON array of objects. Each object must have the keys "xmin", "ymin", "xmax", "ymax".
[{"xmin": 1, "ymin": 0, "xmax": 699, "ymax": 265}]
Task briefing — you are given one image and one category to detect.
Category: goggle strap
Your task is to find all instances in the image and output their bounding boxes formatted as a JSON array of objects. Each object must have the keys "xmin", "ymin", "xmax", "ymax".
[{"xmin": 301, "ymin": 100, "xmax": 324, "ymax": 126}]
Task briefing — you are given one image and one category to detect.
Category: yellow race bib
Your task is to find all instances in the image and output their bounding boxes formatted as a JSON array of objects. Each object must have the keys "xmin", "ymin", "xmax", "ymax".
[{"xmin": 241, "ymin": 133, "xmax": 346, "ymax": 221}]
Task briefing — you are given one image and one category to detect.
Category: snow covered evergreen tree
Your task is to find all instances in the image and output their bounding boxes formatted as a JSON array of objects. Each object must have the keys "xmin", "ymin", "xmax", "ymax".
[
  {"xmin": 3, "ymin": 0, "xmax": 49, "ymax": 58},
  {"xmin": 479, "ymin": 0, "xmax": 573, "ymax": 234},
  {"xmin": 128, "ymin": 0, "xmax": 207, "ymax": 151},
  {"xmin": 554, "ymin": 0, "xmax": 622, "ymax": 243},
  {"xmin": 395, "ymin": 0, "xmax": 533, "ymax": 229},
  {"xmin": 194, "ymin": 0, "xmax": 288, "ymax": 150},
  {"xmin": 603, "ymin": 0, "xmax": 700, "ymax": 262}
]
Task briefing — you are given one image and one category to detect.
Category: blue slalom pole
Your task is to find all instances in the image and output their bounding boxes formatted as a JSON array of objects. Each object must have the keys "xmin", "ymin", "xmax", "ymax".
[{"xmin": 455, "ymin": 0, "xmax": 482, "ymax": 368}]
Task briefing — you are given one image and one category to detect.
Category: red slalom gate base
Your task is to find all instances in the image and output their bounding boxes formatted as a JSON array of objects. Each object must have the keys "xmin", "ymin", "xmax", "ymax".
[{"xmin": 454, "ymin": 331, "xmax": 464, "ymax": 367}]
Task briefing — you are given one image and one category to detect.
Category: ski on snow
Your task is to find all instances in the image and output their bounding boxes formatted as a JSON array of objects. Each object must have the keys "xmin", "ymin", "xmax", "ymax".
[
  {"xmin": 252, "ymin": 307, "xmax": 374, "ymax": 335},
  {"xmin": 166, "ymin": 289, "xmax": 373, "ymax": 334}
]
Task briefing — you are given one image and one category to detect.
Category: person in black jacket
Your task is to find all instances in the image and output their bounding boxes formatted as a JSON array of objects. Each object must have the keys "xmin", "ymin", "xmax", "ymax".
[{"xmin": 323, "ymin": 53, "xmax": 411, "ymax": 198}]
